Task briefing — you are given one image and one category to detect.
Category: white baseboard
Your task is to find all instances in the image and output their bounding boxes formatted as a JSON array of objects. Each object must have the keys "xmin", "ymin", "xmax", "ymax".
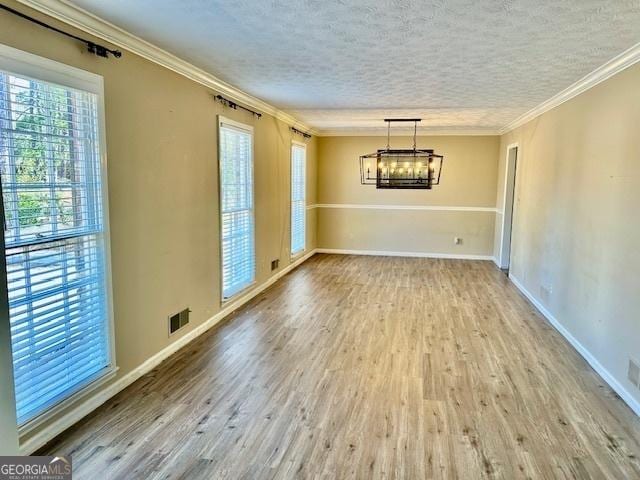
[
  {"xmin": 509, "ymin": 274, "xmax": 640, "ymax": 417},
  {"xmin": 316, "ymin": 248, "xmax": 494, "ymax": 261},
  {"xmin": 20, "ymin": 249, "xmax": 318, "ymax": 455}
]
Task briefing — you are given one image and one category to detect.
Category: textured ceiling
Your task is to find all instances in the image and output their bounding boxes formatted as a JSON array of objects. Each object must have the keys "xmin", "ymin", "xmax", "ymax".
[{"xmin": 69, "ymin": 0, "xmax": 640, "ymax": 133}]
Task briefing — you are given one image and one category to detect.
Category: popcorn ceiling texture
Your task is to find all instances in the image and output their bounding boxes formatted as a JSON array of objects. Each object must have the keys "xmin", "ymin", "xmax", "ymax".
[{"xmin": 70, "ymin": 0, "xmax": 640, "ymax": 131}]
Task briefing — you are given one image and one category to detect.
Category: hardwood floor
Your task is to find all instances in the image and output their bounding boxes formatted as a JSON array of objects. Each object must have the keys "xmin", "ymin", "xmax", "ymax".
[{"xmin": 41, "ymin": 254, "xmax": 640, "ymax": 479}]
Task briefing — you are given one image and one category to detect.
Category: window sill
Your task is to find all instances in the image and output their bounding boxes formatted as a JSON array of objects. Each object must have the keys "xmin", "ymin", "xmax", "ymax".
[
  {"xmin": 291, "ymin": 249, "xmax": 306, "ymax": 262},
  {"xmin": 18, "ymin": 365, "xmax": 119, "ymax": 439},
  {"xmin": 221, "ymin": 281, "xmax": 257, "ymax": 306}
]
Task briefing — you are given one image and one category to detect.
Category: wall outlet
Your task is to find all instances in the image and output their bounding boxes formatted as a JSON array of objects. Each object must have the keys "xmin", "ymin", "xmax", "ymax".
[
  {"xmin": 540, "ymin": 284, "xmax": 553, "ymax": 302},
  {"xmin": 628, "ymin": 358, "xmax": 640, "ymax": 388},
  {"xmin": 271, "ymin": 259, "xmax": 279, "ymax": 271},
  {"xmin": 454, "ymin": 237, "xmax": 462, "ymax": 245}
]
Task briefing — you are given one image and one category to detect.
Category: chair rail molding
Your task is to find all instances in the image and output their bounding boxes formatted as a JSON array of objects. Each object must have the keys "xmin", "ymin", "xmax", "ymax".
[{"xmin": 314, "ymin": 203, "xmax": 497, "ymax": 212}]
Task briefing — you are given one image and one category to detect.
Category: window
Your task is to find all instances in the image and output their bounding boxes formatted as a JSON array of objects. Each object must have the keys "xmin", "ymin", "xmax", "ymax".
[
  {"xmin": 218, "ymin": 117, "xmax": 255, "ymax": 300},
  {"xmin": 0, "ymin": 45, "xmax": 113, "ymax": 427},
  {"xmin": 290, "ymin": 142, "xmax": 306, "ymax": 256}
]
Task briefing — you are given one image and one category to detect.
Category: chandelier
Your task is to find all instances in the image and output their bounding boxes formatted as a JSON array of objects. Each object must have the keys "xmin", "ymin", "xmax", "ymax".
[{"xmin": 360, "ymin": 119, "xmax": 443, "ymax": 189}]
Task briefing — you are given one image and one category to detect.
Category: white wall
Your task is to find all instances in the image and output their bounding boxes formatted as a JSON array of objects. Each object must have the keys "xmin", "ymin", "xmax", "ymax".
[{"xmin": 496, "ymin": 62, "xmax": 640, "ymax": 413}]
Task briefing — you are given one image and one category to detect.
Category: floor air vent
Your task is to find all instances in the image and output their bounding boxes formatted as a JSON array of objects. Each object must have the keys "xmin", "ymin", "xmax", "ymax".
[{"xmin": 169, "ymin": 308, "xmax": 191, "ymax": 335}]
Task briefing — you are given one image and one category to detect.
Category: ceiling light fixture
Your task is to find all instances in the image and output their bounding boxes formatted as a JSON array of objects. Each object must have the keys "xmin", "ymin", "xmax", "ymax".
[{"xmin": 360, "ymin": 119, "xmax": 443, "ymax": 189}]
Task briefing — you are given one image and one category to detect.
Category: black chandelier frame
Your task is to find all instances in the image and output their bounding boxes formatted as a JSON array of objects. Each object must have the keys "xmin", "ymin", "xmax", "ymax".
[{"xmin": 359, "ymin": 119, "xmax": 444, "ymax": 189}]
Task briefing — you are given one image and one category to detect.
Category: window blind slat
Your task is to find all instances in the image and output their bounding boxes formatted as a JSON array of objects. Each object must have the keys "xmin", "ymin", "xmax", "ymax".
[{"xmin": 0, "ymin": 69, "xmax": 111, "ymax": 425}]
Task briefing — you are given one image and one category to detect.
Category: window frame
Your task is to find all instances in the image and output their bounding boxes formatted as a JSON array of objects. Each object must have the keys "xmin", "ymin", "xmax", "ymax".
[
  {"xmin": 217, "ymin": 115, "xmax": 256, "ymax": 303},
  {"xmin": 290, "ymin": 140, "xmax": 306, "ymax": 258},
  {"xmin": 0, "ymin": 43, "xmax": 116, "ymax": 435}
]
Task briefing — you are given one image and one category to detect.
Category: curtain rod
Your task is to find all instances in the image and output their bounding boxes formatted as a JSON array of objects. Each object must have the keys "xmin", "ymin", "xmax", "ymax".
[
  {"xmin": 291, "ymin": 126, "xmax": 311, "ymax": 138},
  {"xmin": 0, "ymin": 3, "xmax": 122, "ymax": 58},
  {"xmin": 214, "ymin": 94, "xmax": 262, "ymax": 118}
]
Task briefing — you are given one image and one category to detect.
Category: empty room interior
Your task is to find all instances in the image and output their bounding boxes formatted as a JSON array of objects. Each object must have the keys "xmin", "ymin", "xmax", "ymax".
[{"xmin": 0, "ymin": 0, "xmax": 639, "ymax": 478}]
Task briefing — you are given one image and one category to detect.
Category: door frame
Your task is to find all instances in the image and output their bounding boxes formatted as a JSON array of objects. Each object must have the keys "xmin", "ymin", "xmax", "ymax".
[{"xmin": 498, "ymin": 143, "xmax": 519, "ymax": 269}]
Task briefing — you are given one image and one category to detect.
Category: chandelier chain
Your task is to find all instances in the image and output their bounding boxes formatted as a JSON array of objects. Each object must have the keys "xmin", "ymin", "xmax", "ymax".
[
  {"xmin": 413, "ymin": 120, "xmax": 417, "ymax": 150},
  {"xmin": 386, "ymin": 121, "xmax": 390, "ymax": 150}
]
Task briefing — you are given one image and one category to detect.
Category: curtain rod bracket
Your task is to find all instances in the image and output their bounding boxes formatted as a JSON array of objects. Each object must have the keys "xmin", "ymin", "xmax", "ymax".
[
  {"xmin": 0, "ymin": 3, "xmax": 122, "ymax": 58},
  {"xmin": 214, "ymin": 94, "xmax": 262, "ymax": 118},
  {"xmin": 291, "ymin": 126, "xmax": 311, "ymax": 138}
]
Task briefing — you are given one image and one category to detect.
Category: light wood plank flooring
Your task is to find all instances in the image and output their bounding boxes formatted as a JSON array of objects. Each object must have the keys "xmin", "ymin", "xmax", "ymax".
[{"xmin": 41, "ymin": 254, "xmax": 640, "ymax": 479}]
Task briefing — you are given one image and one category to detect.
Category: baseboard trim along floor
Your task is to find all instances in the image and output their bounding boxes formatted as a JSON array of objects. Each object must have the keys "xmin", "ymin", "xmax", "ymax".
[
  {"xmin": 509, "ymin": 274, "xmax": 640, "ymax": 417},
  {"xmin": 315, "ymin": 248, "xmax": 494, "ymax": 261}
]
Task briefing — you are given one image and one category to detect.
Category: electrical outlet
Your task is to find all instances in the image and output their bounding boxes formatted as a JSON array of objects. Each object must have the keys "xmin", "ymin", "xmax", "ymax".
[
  {"xmin": 271, "ymin": 259, "xmax": 279, "ymax": 271},
  {"xmin": 454, "ymin": 237, "xmax": 462, "ymax": 245},
  {"xmin": 540, "ymin": 284, "xmax": 552, "ymax": 302},
  {"xmin": 628, "ymin": 358, "xmax": 640, "ymax": 388}
]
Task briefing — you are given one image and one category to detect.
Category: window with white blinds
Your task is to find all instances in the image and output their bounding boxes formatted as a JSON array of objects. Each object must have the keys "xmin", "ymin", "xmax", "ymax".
[
  {"xmin": 0, "ymin": 47, "xmax": 113, "ymax": 426},
  {"xmin": 291, "ymin": 143, "xmax": 306, "ymax": 255},
  {"xmin": 218, "ymin": 117, "xmax": 255, "ymax": 300}
]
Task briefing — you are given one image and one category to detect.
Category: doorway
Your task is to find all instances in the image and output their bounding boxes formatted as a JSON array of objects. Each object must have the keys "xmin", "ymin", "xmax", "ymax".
[{"xmin": 499, "ymin": 144, "xmax": 518, "ymax": 273}]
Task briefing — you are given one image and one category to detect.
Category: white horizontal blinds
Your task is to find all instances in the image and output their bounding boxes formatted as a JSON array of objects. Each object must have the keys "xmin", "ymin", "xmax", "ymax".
[
  {"xmin": 0, "ymin": 71, "xmax": 110, "ymax": 424},
  {"xmin": 219, "ymin": 121, "xmax": 255, "ymax": 299},
  {"xmin": 291, "ymin": 144, "xmax": 306, "ymax": 255}
]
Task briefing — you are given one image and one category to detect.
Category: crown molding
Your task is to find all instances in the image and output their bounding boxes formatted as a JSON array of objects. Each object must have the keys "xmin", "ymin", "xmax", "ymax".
[
  {"xmin": 315, "ymin": 127, "xmax": 501, "ymax": 137},
  {"xmin": 499, "ymin": 41, "xmax": 640, "ymax": 135},
  {"xmin": 15, "ymin": 0, "xmax": 316, "ymax": 134},
  {"xmin": 14, "ymin": 1, "xmax": 640, "ymax": 138}
]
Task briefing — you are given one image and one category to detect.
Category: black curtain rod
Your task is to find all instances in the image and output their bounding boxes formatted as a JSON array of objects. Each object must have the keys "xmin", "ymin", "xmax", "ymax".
[
  {"xmin": 291, "ymin": 126, "xmax": 311, "ymax": 138},
  {"xmin": 0, "ymin": 3, "xmax": 122, "ymax": 58},
  {"xmin": 215, "ymin": 95, "xmax": 262, "ymax": 118}
]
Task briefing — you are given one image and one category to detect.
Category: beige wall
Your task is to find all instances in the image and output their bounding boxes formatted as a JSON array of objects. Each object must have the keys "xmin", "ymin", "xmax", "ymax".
[
  {"xmin": 0, "ymin": 0, "xmax": 317, "ymax": 449},
  {"xmin": 496, "ymin": 62, "xmax": 640, "ymax": 407},
  {"xmin": 316, "ymin": 135, "xmax": 499, "ymax": 256}
]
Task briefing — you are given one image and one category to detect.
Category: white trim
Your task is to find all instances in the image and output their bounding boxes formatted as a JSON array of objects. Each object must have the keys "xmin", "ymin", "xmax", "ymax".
[
  {"xmin": 290, "ymin": 141, "xmax": 306, "ymax": 257},
  {"xmin": 316, "ymin": 248, "xmax": 493, "ymax": 260},
  {"xmin": 14, "ymin": 0, "xmax": 315, "ymax": 134},
  {"xmin": 305, "ymin": 204, "xmax": 317, "ymax": 210},
  {"xmin": 497, "ymin": 143, "xmax": 518, "ymax": 268},
  {"xmin": 316, "ymin": 128, "xmax": 501, "ymax": 137},
  {"xmin": 0, "ymin": 42, "xmax": 101, "ymax": 93},
  {"xmin": 500, "ymin": 41, "xmax": 640, "ymax": 134},
  {"xmin": 18, "ymin": 367, "xmax": 118, "ymax": 437},
  {"xmin": 19, "ymin": 249, "xmax": 318, "ymax": 455},
  {"xmin": 218, "ymin": 115, "xmax": 255, "ymax": 302},
  {"xmin": 218, "ymin": 115, "xmax": 254, "ymax": 133},
  {"xmin": 315, "ymin": 203, "xmax": 497, "ymax": 212},
  {"xmin": 509, "ymin": 274, "xmax": 640, "ymax": 418}
]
